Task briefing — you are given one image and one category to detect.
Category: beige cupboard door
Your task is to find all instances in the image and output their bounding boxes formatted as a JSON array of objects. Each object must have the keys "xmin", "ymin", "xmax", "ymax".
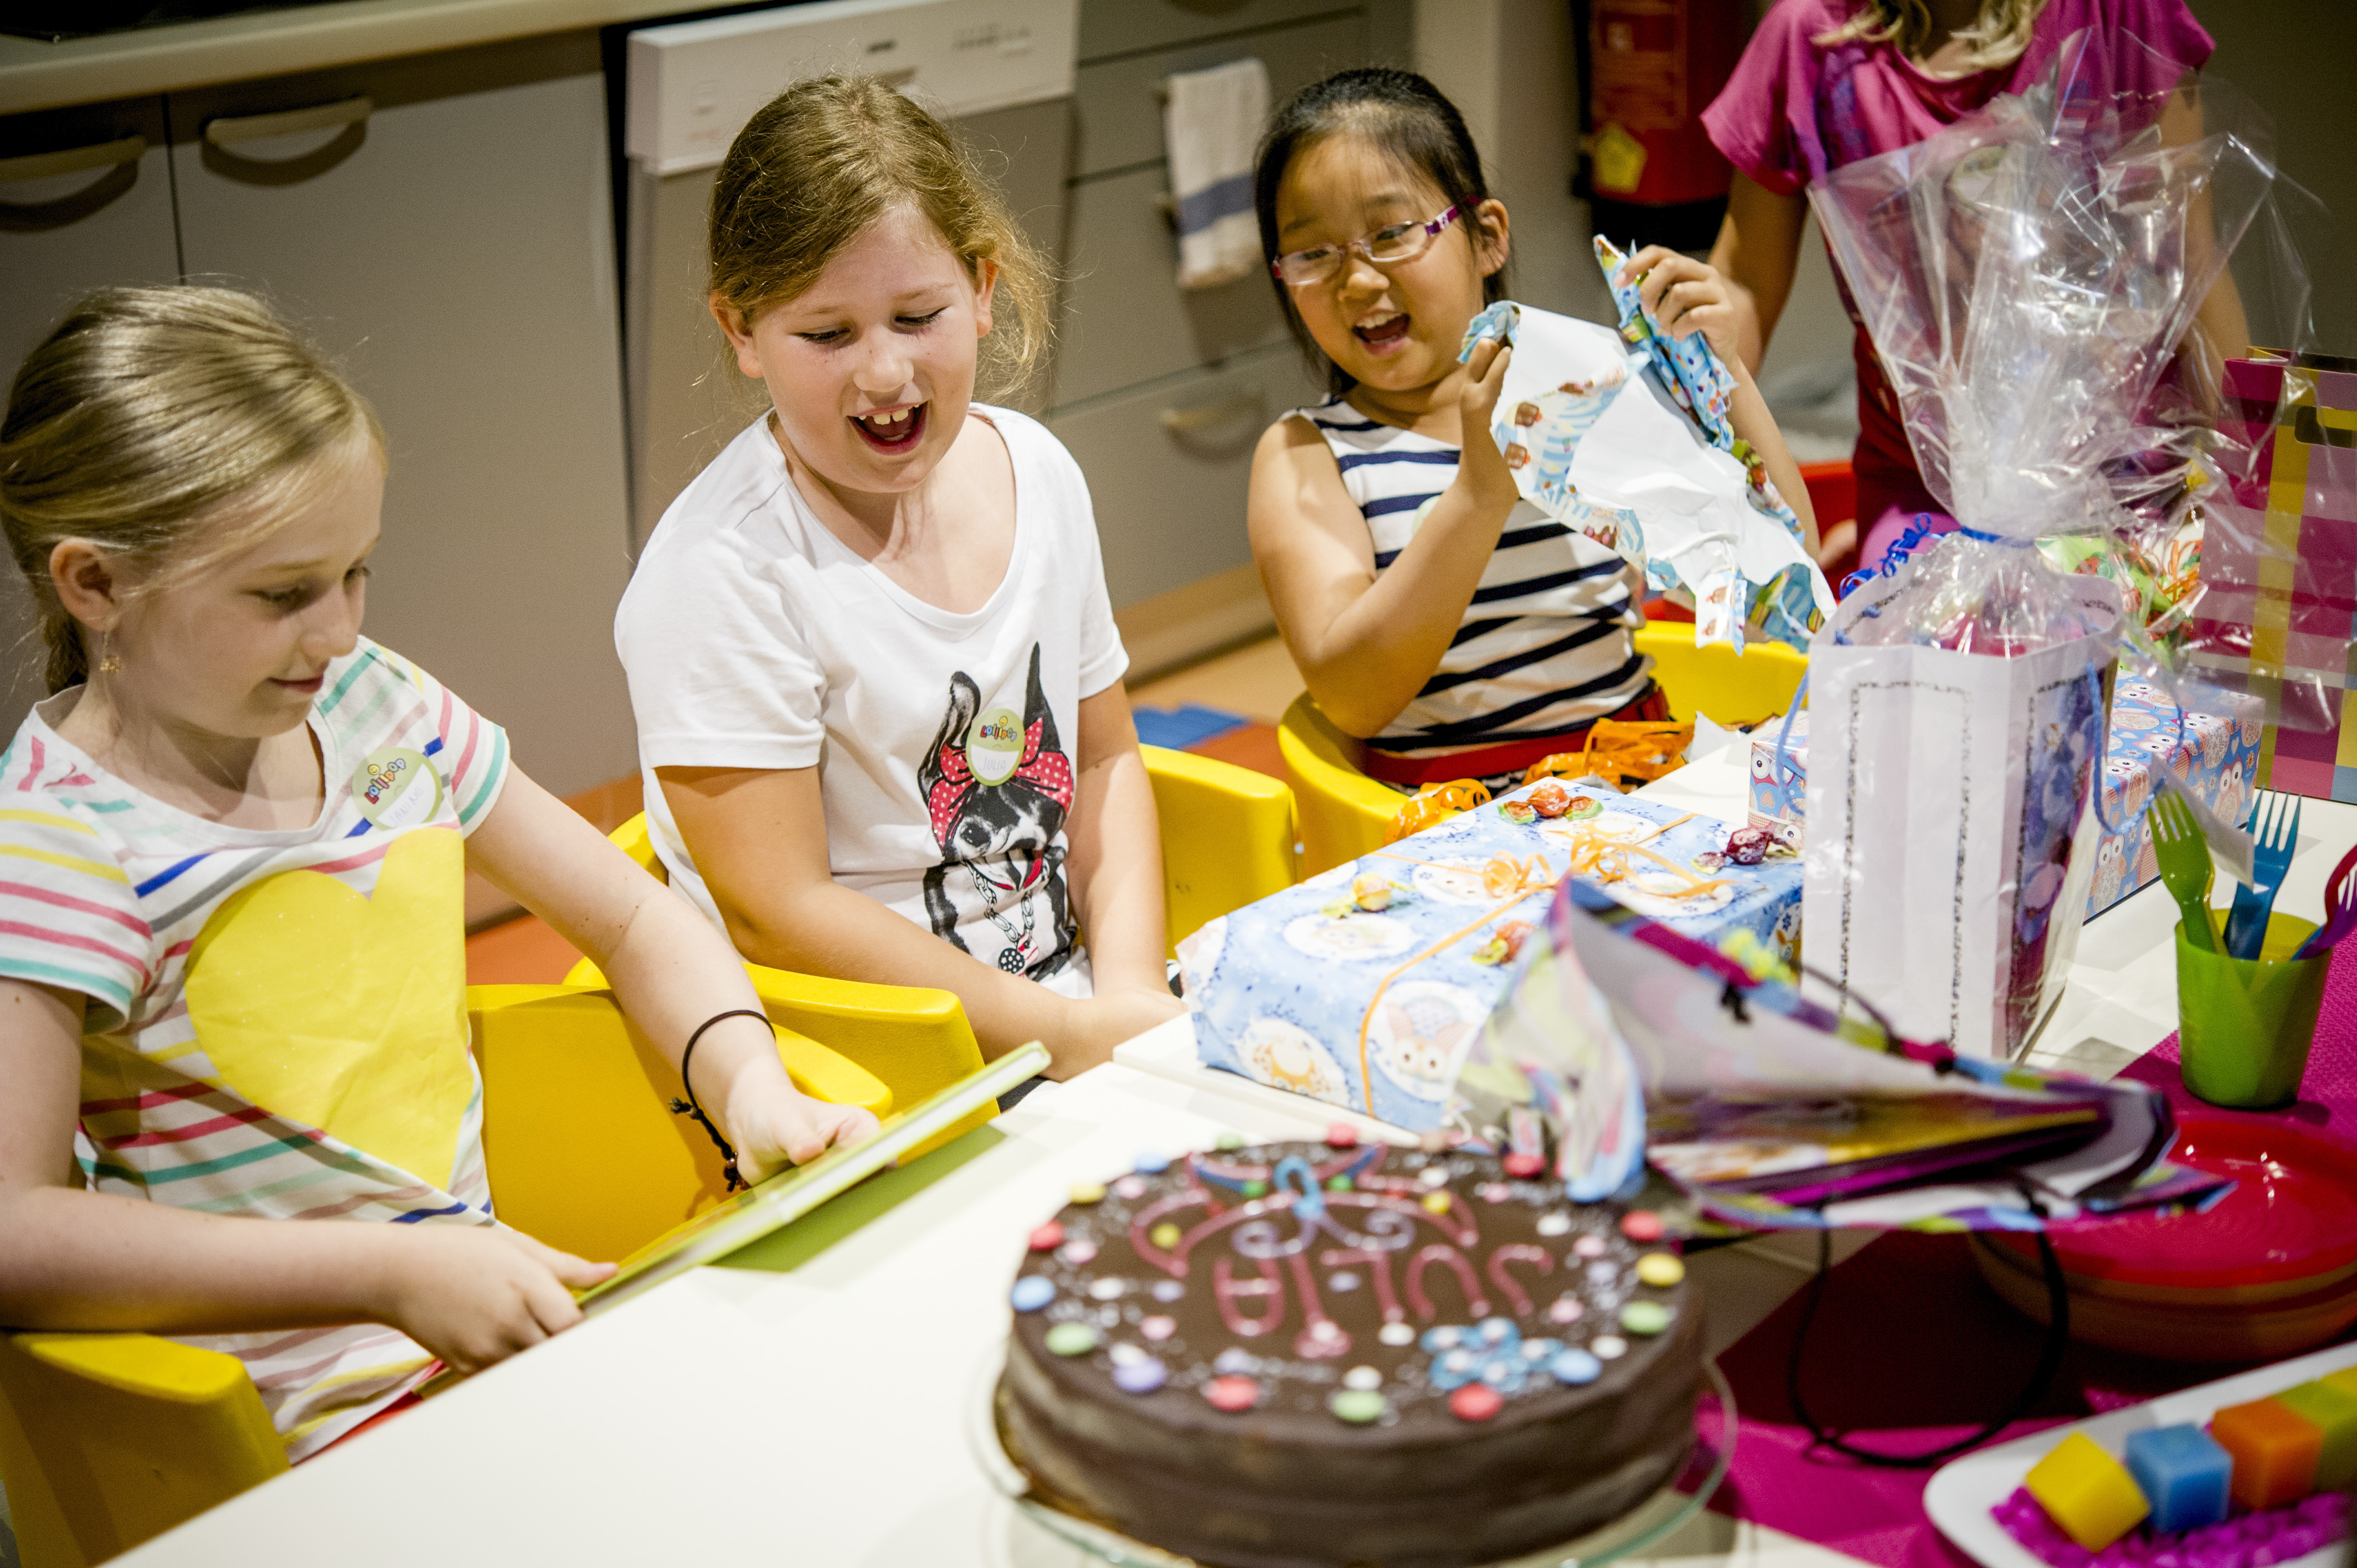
[
  {"xmin": 167, "ymin": 34, "xmax": 636, "ymax": 796},
  {"xmin": 1049, "ymin": 344, "xmax": 1323, "ymax": 610},
  {"xmin": 0, "ymin": 95, "xmax": 182, "ymax": 736}
]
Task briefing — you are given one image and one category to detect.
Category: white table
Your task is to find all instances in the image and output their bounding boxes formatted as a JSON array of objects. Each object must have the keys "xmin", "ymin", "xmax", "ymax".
[{"xmin": 120, "ymin": 776, "xmax": 2357, "ymax": 1568}]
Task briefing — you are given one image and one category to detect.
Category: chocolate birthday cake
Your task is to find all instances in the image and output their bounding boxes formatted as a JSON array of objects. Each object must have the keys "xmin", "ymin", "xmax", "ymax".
[{"xmin": 999, "ymin": 1135, "xmax": 1701, "ymax": 1568}]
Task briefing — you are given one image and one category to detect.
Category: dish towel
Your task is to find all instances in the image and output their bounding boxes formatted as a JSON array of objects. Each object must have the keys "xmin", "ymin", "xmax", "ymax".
[{"xmin": 1164, "ymin": 56, "xmax": 1269, "ymax": 290}]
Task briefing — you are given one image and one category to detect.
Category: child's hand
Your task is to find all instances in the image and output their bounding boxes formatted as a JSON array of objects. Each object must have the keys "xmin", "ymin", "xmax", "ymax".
[
  {"xmin": 1617, "ymin": 247, "xmax": 1745, "ymax": 369},
  {"xmin": 728, "ymin": 1089, "xmax": 881, "ymax": 1184},
  {"xmin": 1455, "ymin": 337, "xmax": 1517, "ymax": 502},
  {"xmin": 374, "ymin": 1226, "xmax": 615, "ymax": 1375}
]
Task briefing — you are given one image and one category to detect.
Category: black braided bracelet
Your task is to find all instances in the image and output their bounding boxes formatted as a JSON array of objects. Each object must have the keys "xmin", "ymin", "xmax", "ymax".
[{"xmin": 669, "ymin": 1008, "xmax": 769, "ymax": 1193}]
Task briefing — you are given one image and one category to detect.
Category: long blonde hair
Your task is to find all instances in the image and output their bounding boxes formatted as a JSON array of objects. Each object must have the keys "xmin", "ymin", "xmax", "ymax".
[
  {"xmin": 0, "ymin": 286, "xmax": 382, "ymax": 693},
  {"xmin": 707, "ymin": 74, "xmax": 1055, "ymax": 404},
  {"xmin": 1815, "ymin": 0, "xmax": 2050, "ymax": 71}
]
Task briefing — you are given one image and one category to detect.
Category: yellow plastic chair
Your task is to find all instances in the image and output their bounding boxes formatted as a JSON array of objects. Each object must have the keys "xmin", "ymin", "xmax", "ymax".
[
  {"xmin": 1632, "ymin": 621, "xmax": 1808, "ymax": 728},
  {"xmin": 1277, "ymin": 693, "xmax": 1403, "ymax": 879},
  {"xmin": 0, "ymin": 987, "xmax": 892, "ymax": 1567},
  {"xmin": 1138, "ymin": 743, "xmax": 1295, "ymax": 950},
  {"xmin": 1278, "ymin": 621, "xmax": 1811, "ymax": 877}
]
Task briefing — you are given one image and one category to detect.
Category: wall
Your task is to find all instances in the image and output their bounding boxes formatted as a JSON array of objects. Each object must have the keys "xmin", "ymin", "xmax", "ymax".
[
  {"xmin": 2192, "ymin": 0, "xmax": 2357, "ymax": 354},
  {"xmin": 1414, "ymin": 0, "xmax": 1613, "ymax": 323}
]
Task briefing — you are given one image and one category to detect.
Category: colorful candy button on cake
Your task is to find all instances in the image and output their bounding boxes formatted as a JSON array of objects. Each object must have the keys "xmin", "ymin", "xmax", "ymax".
[
  {"xmin": 2024, "ymin": 1432, "xmax": 2150, "ymax": 1551},
  {"xmin": 2122, "ymin": 1424, "xmax": 2232, "ymax": 1533},
  {"xmin": 2272, "ymin": 1379, "xmax": 2357, "ymax": 1491},
  {"xmin": 2210, "ymin": 1397, "xmax": 2323, "ymax": 1510}
]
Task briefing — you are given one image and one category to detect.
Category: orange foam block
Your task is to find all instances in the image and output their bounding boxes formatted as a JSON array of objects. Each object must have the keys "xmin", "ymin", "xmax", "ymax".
[
  {"xmin": 2210, "ymin": 1397, "xmax": 2322, "ymax": 1510},
  {"xmin": 2025, "ymin": 1432, "xmax": 2151, "ymax": 1551}
]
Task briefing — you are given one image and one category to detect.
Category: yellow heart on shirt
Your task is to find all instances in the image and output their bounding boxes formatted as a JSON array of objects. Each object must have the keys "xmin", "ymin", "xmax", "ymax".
[{"xmin": 184, "ymin": 827, "xmax": 472, "ymax": 1188}]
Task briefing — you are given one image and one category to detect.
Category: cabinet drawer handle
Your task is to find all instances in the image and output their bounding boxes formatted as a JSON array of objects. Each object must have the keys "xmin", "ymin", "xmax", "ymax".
[
  {"xmin": 0, "ymin": 135, "xmax": 145, "ymax": 185},
  {"xmin": 1160, "ymin": 390, "xmax": 1264, "ymax": 434},
  {"xmin": 205, "ymin": 95, "xmax": 373, "ymax": 148}
]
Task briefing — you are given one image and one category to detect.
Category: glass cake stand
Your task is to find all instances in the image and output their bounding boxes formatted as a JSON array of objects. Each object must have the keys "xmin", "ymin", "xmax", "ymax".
[{"xmin": 968, "ymin": 1345, "xmax": 1737, "ymax": 1568}]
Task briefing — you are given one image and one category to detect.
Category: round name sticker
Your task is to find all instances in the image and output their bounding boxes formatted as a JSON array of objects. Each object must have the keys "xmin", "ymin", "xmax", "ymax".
[
  {"xmin": 352, "ymin": 747, "xmax": 442, "ymax": 831},
  {"xmin": 966, "ymin": 706, "xmax": 1025, "ymax": 785}
]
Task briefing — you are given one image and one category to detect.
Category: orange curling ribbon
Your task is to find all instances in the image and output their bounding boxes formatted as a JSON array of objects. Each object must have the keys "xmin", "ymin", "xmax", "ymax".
[
  {"xmin": 1522, "ymin": 719, "xmax": 1694, "ymax": 792},
  {"xmin": 1385, "ymin": 779, "xmax": 1491, "ymax": 845},
  {"xmin": 1555, "ymin": 826, "xmax": 1731, "ymax": 901}
]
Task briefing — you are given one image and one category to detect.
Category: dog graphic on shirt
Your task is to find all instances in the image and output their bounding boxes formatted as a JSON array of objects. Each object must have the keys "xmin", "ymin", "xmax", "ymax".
[{"xmin": 918, "ymin": 643, "xmax": 1079, "ymax": 981}]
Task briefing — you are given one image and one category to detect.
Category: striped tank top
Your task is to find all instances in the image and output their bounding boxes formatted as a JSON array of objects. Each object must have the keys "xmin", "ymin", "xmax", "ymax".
[{"xmin": 1294, "ymin": 399, "xmax": 1650, "ymax": 760}]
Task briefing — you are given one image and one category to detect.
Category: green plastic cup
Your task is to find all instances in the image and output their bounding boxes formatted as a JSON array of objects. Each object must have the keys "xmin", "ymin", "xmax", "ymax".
[{"xmin": 2174, "ymin": 912, "xmax": 2332, "ymax": 1110}]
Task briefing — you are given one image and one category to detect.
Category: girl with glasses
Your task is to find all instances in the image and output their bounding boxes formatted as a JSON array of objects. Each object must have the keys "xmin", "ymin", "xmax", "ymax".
[{"xmin": 1246, "ymin": 69, "xmax": 1816, "ymax": 795}]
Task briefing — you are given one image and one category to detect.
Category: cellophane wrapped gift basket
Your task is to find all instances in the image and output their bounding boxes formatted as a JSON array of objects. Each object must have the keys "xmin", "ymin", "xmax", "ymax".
[{"xmin": 1797, "ymin": 30, "xmax": 2297, "ymax": 1059}]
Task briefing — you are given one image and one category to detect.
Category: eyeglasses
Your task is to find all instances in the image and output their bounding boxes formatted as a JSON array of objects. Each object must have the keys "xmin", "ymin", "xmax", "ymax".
[{"xmin": 1269, "ymin": 205, "xmax": 1462, "ymax": 288}]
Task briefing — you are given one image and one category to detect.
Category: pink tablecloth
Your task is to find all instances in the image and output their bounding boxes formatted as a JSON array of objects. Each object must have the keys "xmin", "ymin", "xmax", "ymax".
[{"xmin": 1701, "ymin": 950, "xmax": 2357, "ymax": 1566}]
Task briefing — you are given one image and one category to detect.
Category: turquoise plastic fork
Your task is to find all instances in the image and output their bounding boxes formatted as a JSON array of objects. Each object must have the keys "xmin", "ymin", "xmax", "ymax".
[{"xmin": 2224, "ymin": 791, "xmax": 2302, "ymax": 960}]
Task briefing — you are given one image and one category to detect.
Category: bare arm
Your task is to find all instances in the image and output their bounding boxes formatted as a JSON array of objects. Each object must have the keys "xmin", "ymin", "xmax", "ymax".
[
  {"xmin": 1625, "ymin": 246, "xmax": 1820, "ymax": 554},
  {"xmin": 1061, "ymin": 684, "xmax": 1174, "ymax": 998},
  {"xmin": 0, "ymin": 978, "xmax": 609, "ymax": 1374},
  {"xmin": 1707, "ymin": 174, "xmax": 1812, "ymax": 374},
  {"xmin": 658, "ymin": 764, "xmax": 1179, "ymax": 1079},
  {"xmin": 1248, "ymin": 339, "xmax": 1517, "ymax": 738},
  {"xmin": 464, "ymin": 768, "xmax": 878, "ymax": 1179}
]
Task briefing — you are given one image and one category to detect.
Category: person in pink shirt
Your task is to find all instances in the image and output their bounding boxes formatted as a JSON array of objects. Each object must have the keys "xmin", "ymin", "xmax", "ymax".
[{"xmin": 1700, "ymin": 0, "xmax": 2215, "ymax": 581}]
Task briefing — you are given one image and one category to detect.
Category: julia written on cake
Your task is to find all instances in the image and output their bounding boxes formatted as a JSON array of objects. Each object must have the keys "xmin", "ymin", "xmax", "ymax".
[{"xmin": 999, "ymin": 1135, "xmax": 1701, "ymax": 1568}]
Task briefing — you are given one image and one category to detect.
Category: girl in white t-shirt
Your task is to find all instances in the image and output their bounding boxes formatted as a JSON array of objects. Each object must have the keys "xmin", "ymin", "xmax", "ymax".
[
  {"xmin": 616, "ymin": 76, "xmax": 1185, "ymax": 1078},
  {"xmin": 0, "ymin": 287, "xmax": 876, "ymax": 1458}
]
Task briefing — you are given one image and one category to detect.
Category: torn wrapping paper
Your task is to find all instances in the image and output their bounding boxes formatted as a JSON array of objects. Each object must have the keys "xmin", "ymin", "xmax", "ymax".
[
  {"xmin": 1176, "ymin": 778, "xmax": 1800, "ymax": 1131},
  {"xmin": 1466, "ymin": 875, "xmax": 2232, "ymax": 1231},
  {"xmin": 1459, "ymin": 295, "xmax": 1831, "ymax": 654}
]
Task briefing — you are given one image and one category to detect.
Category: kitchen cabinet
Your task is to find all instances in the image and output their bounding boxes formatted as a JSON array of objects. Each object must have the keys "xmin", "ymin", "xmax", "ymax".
[
  {"xmin": 164, "ymin": 32, "xmax": 634, "ymax": 796},
  {"xmin": 0, "ymin": 32, "xmax": 635, "ymax": 795},
  {"xmin": 0, "ymin": 95, "xmax": 184, "ymax": 734},
  {"xmin": 1049, "ymin": 0, "xmax": 1407, "ymax": 662}
]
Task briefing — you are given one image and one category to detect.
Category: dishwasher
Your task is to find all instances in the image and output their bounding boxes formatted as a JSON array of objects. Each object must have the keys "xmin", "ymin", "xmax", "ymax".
[{"xmin": 620, "ymin": 0, "xmax": 1078, "ymax": 543}]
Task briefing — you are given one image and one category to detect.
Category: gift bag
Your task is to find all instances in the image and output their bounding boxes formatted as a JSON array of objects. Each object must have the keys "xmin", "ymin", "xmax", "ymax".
[
  {"xmin": 2180, "ymin": 354, "xmax": 2357, "ymax": 801},
  {"xmin": 1802, "ymin": 570, "xmax": 2123, "ymax": 1058}
]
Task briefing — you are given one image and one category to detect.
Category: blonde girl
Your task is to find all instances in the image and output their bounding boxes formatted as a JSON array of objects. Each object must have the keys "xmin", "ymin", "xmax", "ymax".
[
  {"xmin": 0, "ymin": 287, "xmax": 876, "ymax": 1458},
  {"xmin": 615, "ymin": 77, "xmax": 1182, "ymax": 1082}
]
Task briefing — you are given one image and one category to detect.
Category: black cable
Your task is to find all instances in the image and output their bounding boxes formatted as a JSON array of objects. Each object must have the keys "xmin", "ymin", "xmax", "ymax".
[
  {"xmin": 668, "ymin": 1008, "xmax": 769, "ymax": 1193},
  {"xmin": 1782, "ymin": 1199, "xmax": 2072, "ymax": 1469}
]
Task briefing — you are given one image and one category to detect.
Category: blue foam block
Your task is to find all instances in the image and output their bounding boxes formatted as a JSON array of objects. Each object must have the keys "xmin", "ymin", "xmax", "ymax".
[
  {"xmin": 1133, "ymin": 704, "xmax": 1248, "ymax": 750},
  {"xmin": 2124, "ymin": 1423, "xmax": 2232, "ymax": 1533}
]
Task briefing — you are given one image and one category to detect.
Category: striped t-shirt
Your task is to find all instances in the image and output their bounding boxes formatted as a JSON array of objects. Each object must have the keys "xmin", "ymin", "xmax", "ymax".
[
  {"xmin": 0, "ymin": 638, "xmax": 509, "ymax": 1460},
  {"xmin": 1294, "ymin": 400, "xmax": 1650, "ymax": 759}
]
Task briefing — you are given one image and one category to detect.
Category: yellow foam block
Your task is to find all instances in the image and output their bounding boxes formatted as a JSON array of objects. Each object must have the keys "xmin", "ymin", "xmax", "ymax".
[{"xmin": 2025, "ymin": 1432, "xmax": 2151, "ymax": 1551}]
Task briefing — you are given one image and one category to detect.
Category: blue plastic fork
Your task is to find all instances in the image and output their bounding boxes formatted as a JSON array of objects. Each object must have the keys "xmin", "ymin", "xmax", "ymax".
[{"xmin": 2223, "ymin": 792, "xmax": 2302, "ymax": 960}]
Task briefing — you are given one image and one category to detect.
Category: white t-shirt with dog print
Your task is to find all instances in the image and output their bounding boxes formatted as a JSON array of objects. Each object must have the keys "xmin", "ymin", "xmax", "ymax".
[{"xmin": 616, "ymin": 406, "xmax": 1128, "ymax": 997}]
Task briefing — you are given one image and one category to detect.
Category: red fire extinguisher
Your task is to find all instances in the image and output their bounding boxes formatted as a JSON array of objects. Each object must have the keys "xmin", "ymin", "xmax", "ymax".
[{"xmin": 1576, "ymin": 0, "xmax": 1744, "ymax": 252}]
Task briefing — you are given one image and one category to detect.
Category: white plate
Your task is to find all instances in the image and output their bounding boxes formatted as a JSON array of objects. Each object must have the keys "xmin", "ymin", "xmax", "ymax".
[{"xmin": 1924, "ymin": 1342, "xmax": 2357, "ymax": 1568}]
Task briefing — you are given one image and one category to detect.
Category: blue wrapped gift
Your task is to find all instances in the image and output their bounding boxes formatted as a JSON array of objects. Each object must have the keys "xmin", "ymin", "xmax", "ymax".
[{"xmin": 1177, "ymin": 778, "xmax": 1803, "ymax": 1129}]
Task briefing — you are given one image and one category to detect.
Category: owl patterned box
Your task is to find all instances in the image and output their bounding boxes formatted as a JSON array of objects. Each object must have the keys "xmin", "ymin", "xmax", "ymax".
[
  {"xmin": 2086, "ymin": 682, "xmax": 2263, "ymax": 919},
  {"xmin": 1177, "ymin": 780, "xmax": 1803, "ymax": 1131}
]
